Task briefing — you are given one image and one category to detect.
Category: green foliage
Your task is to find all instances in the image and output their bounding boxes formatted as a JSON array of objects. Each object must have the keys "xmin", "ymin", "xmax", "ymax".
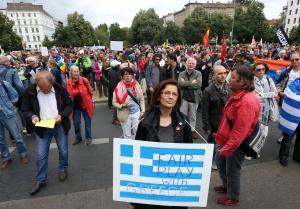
[
  {"xmin": 42, "ymin": 35, "xmax": 52, "ymax": 48},
  {"xmin": 67, "ymin": 12, "xmax": 93, "ymax": 46},
  {"xmin": 209, "ymin": 12, "xmax": 232, "ymax": 40},
  {"xmin": 0, "ymin": 13, "xmax": 22, "ymax": 52},
  {"xmin": 182, "ymin": 7, "xmax": 209, "ymax": 44},
  {"xmin": 289, "ymin": 25, "xmax": 300, "ymax": 44},
  {"xmin": 109, "ymin": 23, "xmax": 127, "ymax": 41},
  {"xmin": 52, "ymin": 26, "xmax": 80, "ymax": 47},
  {"xmin": 94, "ymin": 24, "xmax": 109, "ymax": 46},
  {"xmin": 233, "ymin": 0, "xmax": 254, "ymax": 4},
  {"xmin": 130, "ymin": 8, "xmax": 163, "ymax": 44}
]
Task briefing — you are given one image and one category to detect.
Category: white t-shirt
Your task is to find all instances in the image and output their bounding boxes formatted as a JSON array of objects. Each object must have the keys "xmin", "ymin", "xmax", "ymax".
[{"xmin": 288, "ymin": 69, "xmax": 300, "ymax": 85}]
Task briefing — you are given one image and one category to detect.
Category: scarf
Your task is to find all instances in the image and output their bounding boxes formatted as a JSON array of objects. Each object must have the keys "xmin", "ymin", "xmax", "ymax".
[
  {"xmin": 115, "ymin": 79, "xmax": 137, "ymax": 104},
  {"xmin": 213, "ymin": 80, "xmax": 230, "ymax": 103},
  {"xmin": 255, "ymin": 75, "xmax": 271, "ymax": 124}
]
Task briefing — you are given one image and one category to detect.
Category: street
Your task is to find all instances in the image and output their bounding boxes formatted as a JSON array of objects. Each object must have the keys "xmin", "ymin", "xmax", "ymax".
[{"xmin": 0, "ymin": 103, "xmax": 300, "ymax": 209}]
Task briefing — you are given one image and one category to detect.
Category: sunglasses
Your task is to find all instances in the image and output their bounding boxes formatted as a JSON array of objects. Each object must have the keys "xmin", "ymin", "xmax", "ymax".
[
  {"xmin": 291, "ymin": 58, "xmax": 300, "ymax": 62},
  {"xmin": 255, "ymin": 68, "xmax": 265, "ymax": 72},
  {"xmin": 155, "ymin": 59, "xmax": 161, "ymax": 61}
]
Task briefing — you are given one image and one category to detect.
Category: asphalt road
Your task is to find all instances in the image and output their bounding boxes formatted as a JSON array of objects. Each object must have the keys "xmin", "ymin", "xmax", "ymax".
[{"xmin": 0, "ymin": 103, "xmax": 298, "ymax": 209}]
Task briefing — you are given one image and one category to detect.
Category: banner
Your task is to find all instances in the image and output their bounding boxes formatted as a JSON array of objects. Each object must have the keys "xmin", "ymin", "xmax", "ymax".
[
  {"xmin": 221, "ymin": 32, "xmax": 226, "ymax": 61},
  {"xmin": 110, "ymin": 41, "xmax": 123, "ymax": 51},
  {"xmin": 113, "ymin": 138, "xmax": 214, "ymax": 207},
  {"xmin": 255, "ymin": 59, "xmax": 291, "ymax": 84},
  {"xmin": 275, "ymin": 26, "xmax": 292, "ymax": 47}
]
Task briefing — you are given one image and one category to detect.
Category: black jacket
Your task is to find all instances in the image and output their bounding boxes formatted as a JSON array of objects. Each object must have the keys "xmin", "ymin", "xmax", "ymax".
[
  {"xmin": 201, "ymin": 83, "xmax": 231, "ymax": 133},
  {"xmin": 135, "ymin": 108, "xmax": 193, "ymax": 144},
  {"xmin": 108, "ymin": 67, "xmax": 121, "ymax": 95},
  {"xmin": 24, "ymin": 63, "xmax": 45, "ymax": 80},
  {"xmin": 166, "ymin": 62, "xmax": 186, "ymax": 80},
  {"xmin": 22, "ymin": 82, "xmax": 73, "ymax": 137}
]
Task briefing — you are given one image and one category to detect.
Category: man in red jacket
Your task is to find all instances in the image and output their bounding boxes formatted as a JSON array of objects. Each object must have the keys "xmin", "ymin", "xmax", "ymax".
[{"xmin": 213, "ymin": 65, "xmax": 261, "ymax": 205}]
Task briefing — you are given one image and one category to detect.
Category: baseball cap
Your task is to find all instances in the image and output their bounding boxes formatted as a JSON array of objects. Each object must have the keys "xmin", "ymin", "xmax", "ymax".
[{"xmin": 110, "ymin": 60, "xmax": 121, "ymax": 67}]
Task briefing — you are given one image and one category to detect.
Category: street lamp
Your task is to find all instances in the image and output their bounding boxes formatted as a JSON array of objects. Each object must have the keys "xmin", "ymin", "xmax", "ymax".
[{"xmin": 230, "ymin": 2, "xmax": 236, "ymax": 45}]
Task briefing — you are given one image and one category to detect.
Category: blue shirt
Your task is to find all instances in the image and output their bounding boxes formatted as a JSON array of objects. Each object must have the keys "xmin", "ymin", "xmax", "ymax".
[
  {"xmin": 0, "ymin": 80, "xmax": 18, "ymax": 118},
  {"xmin": 127, "ymin": 88, "xmax": 140, "ymax": 114},
  {"xmin": 0, "ymin": 66, "xmax": 24, "ymax": 95}
]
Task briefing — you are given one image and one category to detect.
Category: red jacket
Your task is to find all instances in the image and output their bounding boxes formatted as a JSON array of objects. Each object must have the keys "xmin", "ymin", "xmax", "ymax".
[
  {"xmin": 214, "ymin": 90, "xmax": 261, "ymax": 157},
  {"xmin": 66, "ymin": 76, "xmax": 94, "ymax": 119}
]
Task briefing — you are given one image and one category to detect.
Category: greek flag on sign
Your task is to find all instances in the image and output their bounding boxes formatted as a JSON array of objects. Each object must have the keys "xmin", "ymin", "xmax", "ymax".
[
  {"xmin": 113, "ymin": 138, "xmax": 214, "ymax": 207},
  {"xmin": 279, "ymin": 78, "xmax": 300, "ymax": 135}
]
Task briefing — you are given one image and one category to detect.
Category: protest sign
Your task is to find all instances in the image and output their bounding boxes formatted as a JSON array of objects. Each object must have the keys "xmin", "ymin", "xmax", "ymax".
[
  {"xmin": 40, "ymin": 47, "xmax": 48, "ymax": 56},
  {"xmin": 113, "ymin": 138, "xmax": 214, "ymax": 207},
  {"xmin": 110, "ymin": 41, "xmax": 123, "ymax": 51}
]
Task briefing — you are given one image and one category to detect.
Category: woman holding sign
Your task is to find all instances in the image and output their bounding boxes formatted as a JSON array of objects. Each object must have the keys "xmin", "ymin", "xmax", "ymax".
[{"xmin": 133, "ymin": 79, "xmax": 192, "ymax": 209}]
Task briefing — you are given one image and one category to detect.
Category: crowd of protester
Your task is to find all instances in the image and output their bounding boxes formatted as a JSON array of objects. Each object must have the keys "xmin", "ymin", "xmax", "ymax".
[{"xmin": 0, "ymin": 42, "xmax": 300, "ymax": 206}]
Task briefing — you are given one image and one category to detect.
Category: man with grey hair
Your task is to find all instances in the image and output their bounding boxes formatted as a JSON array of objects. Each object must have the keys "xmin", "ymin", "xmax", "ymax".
[
  {"xmin": 23, "ymin": 71, "xmax": 73, "ymax": 195},
  {"xmin": 178, "ymin": 57, "xmax": 202, "ymax": 139},
  {"xmin": 24, "ymin": 56, "xmax": 44, "ymax": 83}
]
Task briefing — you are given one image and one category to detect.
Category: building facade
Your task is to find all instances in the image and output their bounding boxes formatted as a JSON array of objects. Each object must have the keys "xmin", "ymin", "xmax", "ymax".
[
  {"xmin": 5, "ymin": 2, "xmax": 56, "ymax": 50},
  {"xmin": 162, "ymin": 1, "xmax": 248, "ymax": 27},
  {"xmin": 284, "ymin": 0, "xmax": 300, "ymax": 35}
]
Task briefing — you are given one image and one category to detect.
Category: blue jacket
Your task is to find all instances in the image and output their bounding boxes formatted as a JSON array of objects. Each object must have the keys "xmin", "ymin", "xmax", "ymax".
[
  {"xmin": 0, "ymin": 66, "xmax": 24, "ymax": 95},
  {"xmin": 145, "ymin": 64, "xmax": 162, "ymax": 88},
  {"xmin": 0, "ymin": 80, "xmax": 18, "ymax": 118}
]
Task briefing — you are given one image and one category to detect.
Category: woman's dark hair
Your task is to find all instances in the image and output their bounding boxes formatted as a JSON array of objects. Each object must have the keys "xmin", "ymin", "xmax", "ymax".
[
  {"xmin": 252, "ymin": 62, "xmax": 269, "ymax": 73},
  {"xmin": 232, "ymin": 65, "xmax": 255, "ymax": 91},
  {"xmin": 150, "ymin": 79, "xmax": 181, "ymax": 110},
  {"xmin": 120, "ymin": 67, "xmax": 135, "ymax": 77}
]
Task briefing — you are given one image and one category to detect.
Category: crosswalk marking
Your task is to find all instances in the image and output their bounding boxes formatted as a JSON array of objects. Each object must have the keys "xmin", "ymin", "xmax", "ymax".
[{"xmin": 49, "ymin": 137, "xmax": 110, "ymax": 149}]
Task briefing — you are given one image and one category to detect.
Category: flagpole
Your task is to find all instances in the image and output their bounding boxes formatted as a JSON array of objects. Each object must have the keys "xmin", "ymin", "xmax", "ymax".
[{"xmin": 230, "ymin": 1, "xmax": 236, "ymax": 45}]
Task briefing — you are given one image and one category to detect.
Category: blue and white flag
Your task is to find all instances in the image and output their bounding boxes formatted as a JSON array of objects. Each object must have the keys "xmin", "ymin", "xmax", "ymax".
[
  {"xmin": 279, "ymin": 78, "xmax": 300, "ymax": 135},
  {"xmin": 113, "ymin": 138, "xmax": 214, "ymax": 207}
]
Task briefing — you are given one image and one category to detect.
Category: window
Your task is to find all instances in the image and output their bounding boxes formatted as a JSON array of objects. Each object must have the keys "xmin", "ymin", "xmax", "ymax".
[
  {"xmin": 16, "ymin": 13, "xmax": 19, "ymax": 17},
  {"xmin": 24, "ymin": 20, "xmax": 26, "ymax": 25},
  {"xmin": 33, "ymin": 36, "xmax": 36, "ymax": 41},
  {"xmin": 11, "ymin": 14, "xmax": 13, "ymax": 17},
  {"xmin": 286, "ymin": 28, "xmax": 289, "ymax": 34},
  {"xmin": 19, "ymin": 28, "xmax": 22, "ymax": 33},
  {"xmin": 37, "ymin": 36, "xmax": 40, "ymax": 41},
  {"xmin": 35, "ymin": 20, "xmax": 38, "ymax": 24},
  {"xmin": 30, "ymin": 20, "xmax": 32, "ymax": 25},
  {"xmin": 291, "ymin": 1, "xmax": 294, "ymax": 6},
  {"xmin": 35, "ymin": 45, "xmax": 37, "ymax": 49},
  {"xmin": 27, "ymin": 36, "xmax": 30, "ymax": 41},
  {"xmin": 25, "ymin": 27, "xmax": 28, "ymax": 33},
  {"xmin": 29, "ymin": 45, "xmax": 31, "ymax": 48},
  {"xmin": 22, "ymin": 13, "xmax": 25, "ymax": 17},
  {"xmin": 28, "ymin": 13, "xmax": 31, "ymax": 17},
  {"xmin": 289, "ymin": 10, "xmax": 292, "ymax": 15},
  {"xmin": 18, "ymin": 20, "xmax": 20, "ymax": 25},
  {"xmin": 36, "ymin": 28, "xmax": 39, "ymax": 32},
  {"xmin": 288, "ymin": 19, "xmax": 290, "ymax": 24},
  {"xmin": 31, "ymin": 28, "xmax": 34, "ymax": 33},
  {"xmin": 34, "ymin": 13, "xmax": 36, "ymax": 17},
  {"xmin": 294, "ymin": 18, "xmax": 297, "ymax": 23},
  {"xmin": 299, "ymin": 17, "xmax": 300, "ymax": 23},
  {"xmin": 14, "ymin": 29, "xmax": 17, "ymax": 33},
  {"xmin": 296, "ymin": 9, "xmax": 298, "ymax": 14}
]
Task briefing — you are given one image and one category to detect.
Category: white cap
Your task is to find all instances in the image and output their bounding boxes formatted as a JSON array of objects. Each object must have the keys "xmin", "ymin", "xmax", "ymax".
[{"xmin": 110, "ymin": 60, "xmax": 121, "ymax": 67}]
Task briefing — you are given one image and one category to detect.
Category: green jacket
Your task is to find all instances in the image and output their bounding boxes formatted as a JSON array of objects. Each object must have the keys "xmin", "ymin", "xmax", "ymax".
[
  {"xmin": 178, "ymin": 69, "xmax": 202, "ymax": 103},
  {"xmin": 75, "ymin": 56, "xmax": 92, "ymax": 73}
]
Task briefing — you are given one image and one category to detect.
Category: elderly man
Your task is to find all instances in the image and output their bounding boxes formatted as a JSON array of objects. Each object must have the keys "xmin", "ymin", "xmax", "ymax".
[
  {"xmin": 178, "ymin": 57, "xmax": 202, "ymax": 139},
  {"xmin": 24, "ymin": 56, "xmax": 44, "ymax": 83},
  {"xmin": 202, "ymin": 66, "xmax": 231, "ymax": 169},
  {"xmin": 22, "ymin": 71, "xmax": 73, "ymax": 195},
  {"xmin": 0, "ymin": 78, "xmax": 28, "ymax": 169},
  {"xmin": 214, "ymin": 65, "xmax": 260, "ymax": 205}
]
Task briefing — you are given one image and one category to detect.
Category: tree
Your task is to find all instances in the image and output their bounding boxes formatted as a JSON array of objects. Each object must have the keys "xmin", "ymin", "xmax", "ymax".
[
  {"xmin": 42, "ymin": 35, "xmax": 52, "ymax": 48},
  {"xmin": 52, "ymin": 26, "xmax": 80, "ymax": 47},
  {"xmin": 0, "ymin": 13, "xmax": 22, "ymax": 52},
  {"xmin": 265, "ymin": 12, "xmax": 286, "ymax": 43},
  {"xmin": 67, "ymin": 12, "xmax": 93, "ymax": 46},
  {"xmin": 289, "ymin": 25, "xmax": 300, "ymax": 44},
  {"xmin": 109, "ymin": 23, "xmax": 127, "ymax": 41},
  {"xmin": 182, "ymin": 7, "xmax": 210, "ymax": 44},
  {"xmin": 130, "ymin": 8, "xmax": 163, "ymax": 44},
  {"xmin": 233, "ymin": 0, "xmax": 254, "ymax": 4},
  {"xmin": 209, "ymin": 12, "xmax": 232, "ymax": 41},
  {"xmin": 164, "ymin": 21, "xmax": 184, "ymax": 44},
  {"xmin": 94, "ymin": 24, "xmax": 109, "ymax": 46}
]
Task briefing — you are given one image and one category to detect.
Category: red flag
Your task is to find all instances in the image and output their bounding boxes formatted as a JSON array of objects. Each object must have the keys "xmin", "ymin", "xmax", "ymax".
[
  {"xmin": 258, "ymin": 38, "xmax": 263, "ymax": 46},
  {"xmin": 60, "ymin": 43, "xmax": 63, "ymax": 51},
  {"xmin": 203, "ymin": 28, "xmax": 210, "ymax": 47},
  {"xmin": 221, "ymin": 32, "xmax": 226, "ymax": 61},
  {"xmin": 251, "ymin": 35, "xmax": 256, "ymax": 48}
]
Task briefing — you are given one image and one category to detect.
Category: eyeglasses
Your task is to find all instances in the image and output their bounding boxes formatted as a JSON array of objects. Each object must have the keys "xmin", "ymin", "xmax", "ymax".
[
  {"xmin": 255, "ymin": 68, "xmax": 265, "ymax": 72},
  {"xmin": 161, "ymin": 91, "xmax": 179, "ymax": 97},
  {"xmin": 155, "ymin": 59, "xmax": 161, "ymax": 61},
  {"xmin": 291, "ymin": 58, "xmax": 300, "ymax": 62}
]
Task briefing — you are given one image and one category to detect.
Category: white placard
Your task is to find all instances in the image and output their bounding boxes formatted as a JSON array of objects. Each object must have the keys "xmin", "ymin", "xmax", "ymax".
[
  {"xmin": 113, "ymin": 138, "xmax": 214, "ymax": 207},
  {"xmin": 110, "ymin": 41, "xmax": 123, "ymax": 51},
  {"xmin": 40, "ymin": 47, "xmax": 48, "ymax": 56}
]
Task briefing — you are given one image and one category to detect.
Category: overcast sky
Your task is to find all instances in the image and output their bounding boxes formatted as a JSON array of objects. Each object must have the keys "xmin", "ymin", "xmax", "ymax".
[{"xmin": 1, "ymin": 0, "xmax": 286, "ymax": 28}]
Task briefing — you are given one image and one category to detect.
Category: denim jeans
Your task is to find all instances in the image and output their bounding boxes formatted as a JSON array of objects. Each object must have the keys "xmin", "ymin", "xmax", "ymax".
[
  {"xmin": 207, "ymin": 133, "xmax": 216, "ymax": 161},
  {"xmin": 17, "ymin": 108, "xmax": 26, "ymax": 128},
  {"xmin": 215, "ymin": 143, "xmax": 245, "ymax": 200},
  {"xmin": 73, "ymin": 108, "xmax": 92, "ymax": 140},
  {"xmin": 0, "ymin": 112, "xmax": 27, "ymax": 160},
  {"xmin": 35, "ymin": 124, "xmax": 68, "ymax": 183}
]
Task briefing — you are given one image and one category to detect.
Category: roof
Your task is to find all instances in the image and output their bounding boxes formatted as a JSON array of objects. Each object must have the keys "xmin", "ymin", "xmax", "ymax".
[{"xmin": 6, "ymin": 3, "xmax": 53, "ymax": 19}]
